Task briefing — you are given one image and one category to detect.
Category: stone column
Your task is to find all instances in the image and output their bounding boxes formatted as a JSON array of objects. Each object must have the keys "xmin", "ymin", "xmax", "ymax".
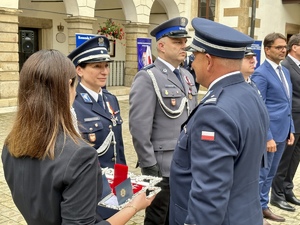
[
  {"xmin": 64, "ymin": 16, "xmax": 97, "ymax": 53},
  {"xmin": 123, "ymin": 23, "xmax": 150, "ymax": 87},
  {"xmin": 0, "ymin": 7, "xmax": 22, "ymax": 108}
]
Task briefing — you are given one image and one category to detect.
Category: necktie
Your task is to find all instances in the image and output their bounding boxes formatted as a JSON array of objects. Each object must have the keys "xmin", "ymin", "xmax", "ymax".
[
  {"xmin": 277, "ymin": 66, "xmax": 289, "ymax": 98},
  {"xmin": 174, "ymin": 69, "xmax": 184, "ymax": 87},
  {"xmin": 98, "ymin": 94, "xmax": 106, "ymax": 110}
]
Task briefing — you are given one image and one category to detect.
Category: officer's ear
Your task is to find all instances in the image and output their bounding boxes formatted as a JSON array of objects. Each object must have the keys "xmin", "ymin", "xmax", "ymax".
[
  {"xmin": 76, "ymin": 66, "xmax": 83, "ymax": 78},
  {"xmin": 157, "ymin": 38, "xmax": 166, "ymax": 52}
]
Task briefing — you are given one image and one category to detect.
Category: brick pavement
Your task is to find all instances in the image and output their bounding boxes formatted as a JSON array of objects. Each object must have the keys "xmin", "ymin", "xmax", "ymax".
[{"xmin": 1, "ymin": 93, "xmax": 300, "ymax": 225}]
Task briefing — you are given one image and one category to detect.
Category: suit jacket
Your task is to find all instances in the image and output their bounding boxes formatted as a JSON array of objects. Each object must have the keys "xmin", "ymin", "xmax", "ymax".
[
  {"xmin": 73, "ymin": 84, "xmax": 126, "ymax": 168},
  {"xmin": 129, "ymin": 58, "xmax": 198, "ymax": 177},
  {"xmin": 2, "ymin": 134, "xmax": 110, "ymax": 225},
  {"xmin": 252, "ymin": 60, "xmax": 294, "ymax": 142},
  {"xmin": 169, "ymin": 73, "xmax": 269, "ymax": 225},
  {"xmin": 282, "ymin": 56, "xmax": 300, "ymax": 133}
]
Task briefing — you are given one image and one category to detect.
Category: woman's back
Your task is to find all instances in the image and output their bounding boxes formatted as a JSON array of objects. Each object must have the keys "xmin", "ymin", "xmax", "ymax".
[{"xmin": 2, "ymin": 134, "xmax": 102, "ymax": 225}]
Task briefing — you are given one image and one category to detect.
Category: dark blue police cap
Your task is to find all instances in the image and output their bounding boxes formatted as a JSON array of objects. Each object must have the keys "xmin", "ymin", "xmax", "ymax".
[
  {"xmin": 186, "ymin": 18, "xmax": 254, "ymax": 59},
  {"xmin": 150, "ymin": 17, "xmax": 191, "ymax": 41},
  {"xmin": 245, "ymin": 45, "xmax": 256, "ymax": 56},
  {"xmin": 68, "ymin": 35, "xmax": 113, "ymax": 67}
]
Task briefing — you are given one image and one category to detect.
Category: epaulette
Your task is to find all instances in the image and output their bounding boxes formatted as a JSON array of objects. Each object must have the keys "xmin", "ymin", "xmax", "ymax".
[
  {"xmin": 102, "ymin": 88, "xmax": 109, "ymax": 94},
  {"xmin": 102, "ymin": 88, "xmax": 113, "ymax": 96},
  {"xmin": 142, "ymin": 63, "xmax": 155, "ymax": 70},
  {"xmin": 201, "ymin": 88, "xmax": 223, "ymax": 105}
]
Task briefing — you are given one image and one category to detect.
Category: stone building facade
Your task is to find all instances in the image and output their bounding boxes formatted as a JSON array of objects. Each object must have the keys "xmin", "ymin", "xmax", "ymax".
[{"xmin": 0, "ymin": 0, "xmax": 299, "ymax": 108}]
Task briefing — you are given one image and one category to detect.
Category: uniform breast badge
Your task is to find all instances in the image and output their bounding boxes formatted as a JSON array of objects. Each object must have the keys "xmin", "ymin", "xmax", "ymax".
[
  {"xmin": 171, "ymin": 98, "xmax": 176, "ymax": 106},
  {"xmin": 184, "ymin": 76, "xmax": 194, "ymax": 100},
  {"xmin": 111, "ymin": 115, "xmax": 118, "ymax": 126},
  {"xmin": 106, "ymin": 101, "xmax": 118, "ymax": 126},
  {"xmin": 88, "ymin": 133, "xmax": 96, "ymax": 142}
]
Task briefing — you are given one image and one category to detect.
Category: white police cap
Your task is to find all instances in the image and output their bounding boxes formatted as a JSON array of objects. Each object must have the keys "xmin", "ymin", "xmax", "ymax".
[{"xmin": 68, "ymin": 35, "xmax": 113, "ymax": 67}]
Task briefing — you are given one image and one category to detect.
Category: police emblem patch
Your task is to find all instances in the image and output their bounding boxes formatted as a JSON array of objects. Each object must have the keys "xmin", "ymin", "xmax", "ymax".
[
  {"xmin": 171, "ymin": 98, "xmax": 176, "ymax": 106},
  {"xmin": 88, "ymin": 133, "xmax": 96, "ymax": 142}
]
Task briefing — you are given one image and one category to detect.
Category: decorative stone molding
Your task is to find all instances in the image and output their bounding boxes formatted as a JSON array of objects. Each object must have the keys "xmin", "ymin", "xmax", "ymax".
[{"xmin": 65, "ymin": 16, "xmax": 97, "ymax": 53}]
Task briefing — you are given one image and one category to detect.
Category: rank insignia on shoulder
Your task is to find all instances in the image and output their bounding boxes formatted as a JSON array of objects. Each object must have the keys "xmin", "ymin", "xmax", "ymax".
[
  {"xmin": 203, "ymin": 97, "xmax": 217, "ymax": 104},
  {"xmin": 143, "ymin": 64, "xmax": 155, "ymax": 70},
  {"xmin": 201, "ymin": 90, "xmax": 219, "ymax": 105},
  {"xmin": 80, "ymin": 93, "xmax": 93, "ymax": 103}
]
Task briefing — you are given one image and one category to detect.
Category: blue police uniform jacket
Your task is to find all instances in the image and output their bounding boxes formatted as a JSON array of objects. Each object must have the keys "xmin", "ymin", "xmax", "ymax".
[
  {"xmin": 169, "ymin": 73, "xmax": 269, "ymax": 225},
  {"xmin": 73, "ymin": 83, "xmax": 126, "ymax": 168}
]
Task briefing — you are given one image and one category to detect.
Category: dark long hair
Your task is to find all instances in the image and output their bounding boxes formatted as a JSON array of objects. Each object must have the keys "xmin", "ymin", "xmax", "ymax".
[{"xmin": 5, "ymin": 49, "xmax": 80, "ymax": 159}]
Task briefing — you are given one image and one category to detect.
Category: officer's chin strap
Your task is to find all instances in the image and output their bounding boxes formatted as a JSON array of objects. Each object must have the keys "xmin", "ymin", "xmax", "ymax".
[
  {"xmin": 147, "ymin": 69, "xmax": 190, "ymax": 118},
  {"xmin": 96, "ymin": 126, "xmax": 116, "ymax": 163}
]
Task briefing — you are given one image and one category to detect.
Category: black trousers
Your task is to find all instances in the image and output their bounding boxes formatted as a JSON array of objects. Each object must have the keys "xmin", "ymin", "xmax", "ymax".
[
  {"xmin": 144, "ymin": 177, "xmax": 170, "ymax": 225},
  {"xmin": 272, "ymin": 133, "xmax": 300, "ymax": 200}
]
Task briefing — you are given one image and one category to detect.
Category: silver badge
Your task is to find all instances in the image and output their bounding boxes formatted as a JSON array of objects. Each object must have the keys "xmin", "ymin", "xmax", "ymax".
[
  {"xmin": 98, "ymin": 37, "xmax": 104, "ymax": 46},
  {"xmin": 111, "ymin": 115, "xmax": 118, "ymax": 126},
  {"xmin": 180, "ymin": 17, "xmax": 186, "ymax": 26}
]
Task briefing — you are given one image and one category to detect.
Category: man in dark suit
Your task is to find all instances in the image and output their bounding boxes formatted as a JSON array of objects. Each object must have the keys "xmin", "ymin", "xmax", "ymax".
[
  {"xmin": 251, "ymin": 33, "xmax": 295, "ymax": 223},
  {"xmin": 169, "ymin": 18, "xmax": 269, "ymax": 225},
  {"xmin": 271, "ymin": 33, "xmax": 300, "ymax": 210}
]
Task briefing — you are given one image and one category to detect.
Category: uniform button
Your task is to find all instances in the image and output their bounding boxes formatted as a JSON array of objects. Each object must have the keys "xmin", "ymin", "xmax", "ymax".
[
  {"xmin": 109, "ymin": 125, "xmax": 112, "ymax": 129},
  {"xmin": 111, "ymin": 157, "xmax": 116, "ymax": 162},
  {"xmin": 95, "ymin": 123, "xmax": 98, "ymax": 127},
  {"xmin": 89, "ymin": 127, "xmax": 93, "ymax": 131},
  {"xmin": 159, "ymin": 146, "xmax": 162, "ymax": 149}
]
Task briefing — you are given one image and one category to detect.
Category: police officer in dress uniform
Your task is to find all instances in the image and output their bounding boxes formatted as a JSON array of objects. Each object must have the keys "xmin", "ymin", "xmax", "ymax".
[
  {"xmin": 169, "ymin": 18, "xmax": 269, "ymax": 225},
  {"xmin": 68, "ymin": 36, "xmax": 126, "ymax": 219},
  {"xmin": 129, "ymin": 17, "xmax": 198, "ymax": 225},
  {"xmin": 68, "ymin": 36, "xmax": 126, "ymax": 169}
]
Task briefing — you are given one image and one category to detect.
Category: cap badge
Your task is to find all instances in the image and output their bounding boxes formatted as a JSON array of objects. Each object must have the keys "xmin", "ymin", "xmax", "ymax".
[
  {"xmin": 98, "ymin": 37, "xmax": 104, "ymax": 46},
  {"xmin": 180, "ymin": 17, "xmax": 186, "ymax": 26}
]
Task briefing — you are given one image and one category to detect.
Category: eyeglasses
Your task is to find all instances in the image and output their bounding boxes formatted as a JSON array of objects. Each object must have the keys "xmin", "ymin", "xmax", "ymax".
[{"xmin": 269, "ymin": 45, "xmax": 287, "ymax": 51}]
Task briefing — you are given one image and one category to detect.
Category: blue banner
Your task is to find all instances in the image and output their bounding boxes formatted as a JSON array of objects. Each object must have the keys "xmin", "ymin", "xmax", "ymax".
[
  {"xmin": 251, "ymin": 40, "xmax": 262, "ymax": 68},
  {"xmin": 137, "ymin": 38, "xmax": 152, "ymax": 71},
  {"xmin": 75, "ymin": 33, "xmax": 97, "ymax": 47}
]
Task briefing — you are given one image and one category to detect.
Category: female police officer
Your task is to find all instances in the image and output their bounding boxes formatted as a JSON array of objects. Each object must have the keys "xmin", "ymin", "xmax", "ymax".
[{"xmin": 68, "ymin": 36, "xmax": 126, "ymax": 169}]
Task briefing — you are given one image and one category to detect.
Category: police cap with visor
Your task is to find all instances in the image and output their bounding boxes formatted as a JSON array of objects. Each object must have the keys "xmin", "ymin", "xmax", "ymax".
[
  {"xmin": 150, "ymin": 17, "xmax": 191, "ymax": 41},
  {"xmin": 186, "ymin": 18, "xmax": 254, "ymax": 59},
  {"xmin": 68, "ymin": 35, "xmax": 113, "ymax": 67},
  {"xmin": 244, "ymin": 45, "xmax": 257, "ymax": 56}
]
